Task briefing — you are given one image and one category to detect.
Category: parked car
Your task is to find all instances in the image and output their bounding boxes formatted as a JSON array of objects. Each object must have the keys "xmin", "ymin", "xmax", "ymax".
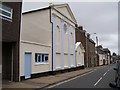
[{"xmin": 109, "ymin": 60, "xmax": 120, "ymax": 88}]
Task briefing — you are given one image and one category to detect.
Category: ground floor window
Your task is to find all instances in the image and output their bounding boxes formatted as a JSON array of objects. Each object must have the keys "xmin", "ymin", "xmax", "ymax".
[{"xmin": 35, "ymin": 53, "xmax": 49, "ymax": 63}]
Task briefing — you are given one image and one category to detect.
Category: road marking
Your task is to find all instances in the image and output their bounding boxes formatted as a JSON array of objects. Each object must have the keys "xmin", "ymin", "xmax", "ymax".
[
  {"xmin": 103, "ymin": 72, "xmax": 107, "ymax": 76},
  {"xmin": 47, "ymin": 70, "xmax": 94, "ymax": 88},
  {"xmin": 94, "ymin": 69, "xmax": 110, "ymax": 86},
  {"xmin": 94, "ymin": 77, "xmax": 102, "ymax": 86}
]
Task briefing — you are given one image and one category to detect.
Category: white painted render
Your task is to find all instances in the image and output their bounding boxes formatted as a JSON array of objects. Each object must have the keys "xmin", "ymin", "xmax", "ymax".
[
  {"xmin": 75, "ymin": 42, "xmax": 85, "ymax": 66},
  {"xmin": 99, "ymin": 54, "xmax": 105, "ymax": 66},
  {"xmin": 52, "ymin": 14, "xmax": 76, "ymax": 70},
  {"xmin": 20, "ymin": 4, "xmax": 77, "ymax": 77},
  {"xmin": 51, "ymin": 4, "xmax": 77, "ymax": 70},
  {"xmin": 20, "ymin": 9, "xmax": 52, "ymax": 76}
]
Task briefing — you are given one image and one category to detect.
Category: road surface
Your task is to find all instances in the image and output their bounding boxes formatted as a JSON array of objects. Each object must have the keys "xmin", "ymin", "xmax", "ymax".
[{"xmin": 48, "ymin": 64, "xmax": 116, "ymax": 88}]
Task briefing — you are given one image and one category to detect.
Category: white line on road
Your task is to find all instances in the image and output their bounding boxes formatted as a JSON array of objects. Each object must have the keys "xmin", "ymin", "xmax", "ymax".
[
  {"xmin": 103, "ymin": 72, "xmax": 107, "ymax": 76},
  {"xmin": 94, "ymin": 69, "xmax": 110, "ymax": 86},
  {"xmin": 47, "ymin": 70, "xmax": 94, "ymax": 88},
  {"xmin": 94, "ymin": 77, "xmax": 102, "ymax": 86}
]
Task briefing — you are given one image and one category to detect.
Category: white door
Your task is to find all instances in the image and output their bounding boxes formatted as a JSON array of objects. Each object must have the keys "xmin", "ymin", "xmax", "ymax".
[{"xmin": 25, "ymin": 53, "xmax": 31, "ymax": 79}]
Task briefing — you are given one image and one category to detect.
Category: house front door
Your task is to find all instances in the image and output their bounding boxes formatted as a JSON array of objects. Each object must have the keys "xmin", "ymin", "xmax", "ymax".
[{"xmin": 25, "ymin": 53, "xmax": 31, "ymax": 79}]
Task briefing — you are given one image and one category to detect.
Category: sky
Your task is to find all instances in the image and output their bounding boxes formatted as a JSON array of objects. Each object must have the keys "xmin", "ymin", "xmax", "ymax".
[{"xmin": 22, "ymin": 0, "xmax": 118, "ymax": 54}]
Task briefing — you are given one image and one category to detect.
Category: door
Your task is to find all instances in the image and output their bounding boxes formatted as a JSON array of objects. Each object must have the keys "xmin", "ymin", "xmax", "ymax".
[
  {"xmin": 2, "ymin": 42, "xmax": 12, "ymax": 81},
  {"xmin": 25, "ymin": 53, "xmax": 31, "ymax": 79}
]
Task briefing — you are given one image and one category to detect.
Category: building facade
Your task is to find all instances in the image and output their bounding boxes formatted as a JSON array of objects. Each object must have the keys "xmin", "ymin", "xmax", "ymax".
[
  {"xmin": 88, "ymin": 39, "xmax": 96, "ymax": 67},
  {"xmin": 75, "ymin": 42, "xmax": 85, "ymax": 67},
  {"xmin": 1, "ymin": 2, "xmax": 22, "ymax": 81},
  {"xmin": 20, "ymin": 4, "xmax": 77, "ymax": 80},
  {"xmin": 75, "ymin": 26, "xmax": 87, "ymax": 67},
  {"xmin": 96, "ymin": 45, "xmax": 110, "ymax": 66},
  {"xmin": 103, "ymin": 48, "xmax": 111, "ymax": 65},
  {"xmin": 75, "ymin": 26, "xmax": 96, "ymax": 67}
]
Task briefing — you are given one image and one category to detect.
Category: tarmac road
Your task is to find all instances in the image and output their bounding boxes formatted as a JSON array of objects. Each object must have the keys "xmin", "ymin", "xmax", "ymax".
[{"xmin": 49, "ymin": 64, "xmax": 116, "ymax": 88}]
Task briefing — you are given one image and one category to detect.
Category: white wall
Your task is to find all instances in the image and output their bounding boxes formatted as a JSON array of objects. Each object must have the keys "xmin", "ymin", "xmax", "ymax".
[
  {"xmin": 76, "ymin": 46, "xmax": 84, "ymax": 67},
  {"xmin": 99, "ymin": 54, "xmax": 103, "ymax": 66},
  {"xmin": 51, "ymin": 6, "xmax": 76, "ymax": 70},
  {"xmin": 20, "ymin": 9, "xmax": 52, "ymax": 76}
]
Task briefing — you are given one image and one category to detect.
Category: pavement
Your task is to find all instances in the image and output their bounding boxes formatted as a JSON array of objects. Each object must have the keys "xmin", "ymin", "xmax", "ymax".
[{"xmin": 2, "ymin": 67, "xmax": 94, "ymax": 89}]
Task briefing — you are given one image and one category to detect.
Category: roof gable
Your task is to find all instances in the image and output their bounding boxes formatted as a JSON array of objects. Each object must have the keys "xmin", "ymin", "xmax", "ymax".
[
  {"xmin": 76, "ymin": 42, "xmax": 85, "ymax": 52},
  {"xmin": 53, "ymin": 4, "xmax": 77, "ymax": 24}
]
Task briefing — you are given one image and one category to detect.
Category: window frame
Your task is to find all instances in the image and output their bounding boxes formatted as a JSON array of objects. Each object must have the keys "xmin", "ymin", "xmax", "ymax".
[
  {"xmin": 35, "ymin": 53, "xmax": 49, "ymax": 64},
  {"xmin": 0, "ymin": 3, "xmax": 13, "ymax": 21}
]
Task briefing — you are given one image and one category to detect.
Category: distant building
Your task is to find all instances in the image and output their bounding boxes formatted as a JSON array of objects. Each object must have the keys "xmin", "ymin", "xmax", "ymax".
[
  {"xmin": 75, "ymin": 26, "xmax": 96, "ymax": 67},
  {"xmin": 103, "ymin": 48, "xmax": 111, "ymax": 65},
  {"xmin": 75, "ymin": 42, "xmax": 85, "ymax": 68},
  {"xmin": 88, "ymin": 38, "xmax": 96, "ymax": 67},
  {"xmin": 75, "ymin": 26, "xmax": 87, "ymax": 67},
  {"xmin": 96, "ymin": 45, "xmax": 105, "ymax": 66},
  {"xmin": 96, "ymin": 45, "xmax": 111, "ymax": 66}
]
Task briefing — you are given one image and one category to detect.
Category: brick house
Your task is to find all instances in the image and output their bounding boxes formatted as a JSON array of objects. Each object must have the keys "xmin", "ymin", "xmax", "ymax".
[
  {"xmin": 75, "ymin": 26, "xmax": 87, "ymax": 67},
  {"xmin": 1, "ymin": 2, "xmax": 22, "ymax": 82},
  {"xmin": 88, "ymin": 38, "xmax": 96, "ymax": 67},
  {"xmin": 75, "ymin": 26, "xmax": 96, "ymax": 67}
]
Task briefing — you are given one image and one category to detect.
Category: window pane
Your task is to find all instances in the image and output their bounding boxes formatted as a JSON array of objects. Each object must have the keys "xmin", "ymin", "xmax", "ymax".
[
  {"xmin": 2, "ymin": 10, "xmax": 11, "ymax": 17},
  {"xmin": 44, "ymin": 54, "xmax": 48, "ymax": 62},
  {"xmin": 35, "ymin": 54, "xmax": 37, "ymax": 62},
  {"xmin": 0, "ymin": 3, "xmax": 11, "ymax": 12},
  {"xmin": 45, "ymin": 56, "xmax": 48, "ymax": 61},
  {"xmin": 0, "ymin": 3, "xmax": 12, "ymax": 20},
  {"xmin": 38, "ymin": 55, "xmax": 41, "ymax": 62},
  {"xmin": 42, "ymin": 54, "xmax": 44, "ymax": 62}
]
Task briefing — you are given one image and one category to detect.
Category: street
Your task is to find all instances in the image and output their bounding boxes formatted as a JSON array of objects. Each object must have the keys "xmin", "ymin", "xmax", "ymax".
[{"xmin": 48, "ymin": 64, "xmax": 116, "ymax": 88}]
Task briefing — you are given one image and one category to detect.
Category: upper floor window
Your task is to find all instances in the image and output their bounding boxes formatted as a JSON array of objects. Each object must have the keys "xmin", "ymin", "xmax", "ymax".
[
  {"xmin": 64, "ymin": 24, "xmax": 68, "ymax": 34},
  {"xmin": 0, "ymin": 3, "xmax": 13, "ymax": 21}
]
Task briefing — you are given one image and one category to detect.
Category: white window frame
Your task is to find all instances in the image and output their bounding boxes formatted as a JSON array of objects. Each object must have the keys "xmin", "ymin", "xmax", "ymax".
[
  {"xmin": 35, "ymin": 53, "xmax": 49, "ymax": 64},
  {"xmin": 0, "ymin": 3, "xmax": 13, "ymax": 20}
]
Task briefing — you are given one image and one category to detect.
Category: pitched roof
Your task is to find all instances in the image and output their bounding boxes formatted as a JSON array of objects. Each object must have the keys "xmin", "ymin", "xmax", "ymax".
[
  {"xmin": 53, "ymin": 3, "xmax": 77, "ymax": 23},
  {"xmin": 96, "ymin": 45, "xmax": 105, "ymax": 54},
  {"xmin": 22, "ymin": 6, "xmax": 50, "ymax": 14},
  {"xmin": 75, "ymin": 42, "xmax": 85, "ymax": 52},
  {"xmin": 22, "ymin": 3, "xmax": 77, "ymax": 24}
]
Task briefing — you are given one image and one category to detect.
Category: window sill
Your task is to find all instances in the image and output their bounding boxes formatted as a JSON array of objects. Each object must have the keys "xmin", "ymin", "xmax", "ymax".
[{"xmin": 35, "ymin": 63, "xmax": 49, "ymax": 65}]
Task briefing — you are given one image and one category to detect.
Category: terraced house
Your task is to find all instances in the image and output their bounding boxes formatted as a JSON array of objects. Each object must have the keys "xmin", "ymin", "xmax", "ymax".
[
  {"xmin": 1, "ymin": 1, "xmax": 22, "ymax": 82},
  {"xmin": 20, "ymin": 4, "xmax": 77, "ymax": 80}
]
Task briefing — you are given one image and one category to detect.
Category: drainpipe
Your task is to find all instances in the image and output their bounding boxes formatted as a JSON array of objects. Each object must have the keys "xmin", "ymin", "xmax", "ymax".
[{"xmin": 50, "ymin": 7, "xmax": 54, "ymax": 72}]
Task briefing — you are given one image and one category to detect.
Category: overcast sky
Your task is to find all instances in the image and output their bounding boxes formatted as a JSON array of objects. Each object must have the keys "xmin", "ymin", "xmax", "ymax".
[{"xmin": 22, "ymin": 1, "xmax": 118, "ymax": 54}]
